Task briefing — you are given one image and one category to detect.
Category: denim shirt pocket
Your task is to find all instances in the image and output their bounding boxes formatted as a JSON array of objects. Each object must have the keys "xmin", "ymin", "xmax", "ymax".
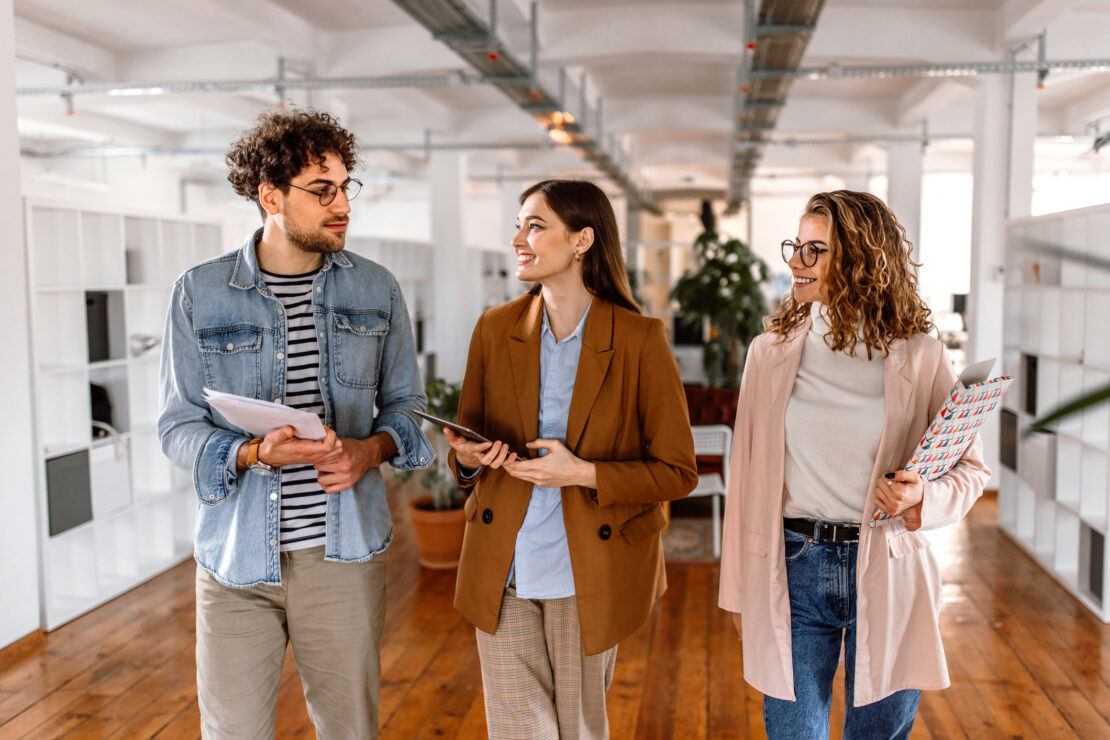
[
  {"xmin": 196, "ymin": 324, "xmax": 264, "ymax": 398},
  {"xmin": 331, "ymin": 310, "xmax": 389, "ymax": 388}
]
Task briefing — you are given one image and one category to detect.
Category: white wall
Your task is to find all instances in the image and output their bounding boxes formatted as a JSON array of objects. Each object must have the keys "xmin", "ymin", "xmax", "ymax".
[
  {"xmin": 918, "ymin": 172, "xmax": 973, "ymax": 312},
  {"xmin": 1, "ymin": 0, "xmax": 44, "ymax": 649}
]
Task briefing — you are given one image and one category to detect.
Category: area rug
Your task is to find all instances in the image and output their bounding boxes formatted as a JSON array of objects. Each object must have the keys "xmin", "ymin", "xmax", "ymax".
[{"xmin": 663, "ymin": 516, "xmax": 718, "ymax": 564}]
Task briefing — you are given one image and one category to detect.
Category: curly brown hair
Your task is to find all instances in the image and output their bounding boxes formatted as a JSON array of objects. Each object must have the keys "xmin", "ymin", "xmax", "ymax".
[
  {"xmin": 767, "ymin": 190, "xmax": 934, "ymax": 358},
  {"xmin": 225, "ymin": 108, "xmax": 359, "ymax": 218}
]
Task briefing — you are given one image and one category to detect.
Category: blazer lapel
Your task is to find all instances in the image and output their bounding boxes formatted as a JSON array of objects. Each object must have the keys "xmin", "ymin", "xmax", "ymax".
[
  {"xmin": 508, "ymin": 295, "xmax": 543, "ymax": 447},
  {"xmin": 565, "ymin": 300, "xmax": 615, "ymax": 452},
  {"xmin": 864, "ymin": 340, "xmax": 916, "ymax": 520},
  {"xmin": 768, "ymin": 323, "xmax": 806, "ymax": 405}
]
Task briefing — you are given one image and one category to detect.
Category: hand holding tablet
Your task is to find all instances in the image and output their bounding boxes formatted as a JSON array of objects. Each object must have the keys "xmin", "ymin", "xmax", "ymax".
[{"xmin": 412, "ymin": 410, "xmax": 525, "ymax": 463}]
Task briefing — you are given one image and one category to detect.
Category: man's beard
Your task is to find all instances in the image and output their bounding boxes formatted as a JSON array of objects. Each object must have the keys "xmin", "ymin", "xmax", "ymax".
[{"xmin": 286, "ymin": 218, "xmax": 346, "ymax": 254}]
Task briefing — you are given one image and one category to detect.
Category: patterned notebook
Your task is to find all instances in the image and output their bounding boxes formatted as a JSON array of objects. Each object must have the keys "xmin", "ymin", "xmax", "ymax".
[{"xmin": 870, "ymin": 359, "xmax": 1013, "ymax": 527}]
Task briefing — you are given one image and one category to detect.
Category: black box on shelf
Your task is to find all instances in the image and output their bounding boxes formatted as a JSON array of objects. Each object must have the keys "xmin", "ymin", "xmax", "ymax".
[
  {"xmin": 85, "ymin": 290, "xmax": 126, "ymax": 362},
  {"xmin": 1022, "ymin": 354, "xmax": 1038, "ymax": 416},
  {"xmin": 1082, "ymin": 524, "xmax": 1105, "ymax": 605},
  {"xmin": 1001, "ymin": 409, "xmax": 1018, "ymax": 472},
  {"xmin": 45, "ymin": 449, "xmax": 93, "ymax": 536},
  {"xmin": 86, "ymin": 291, "xmax": 110, "ymax": 363}
]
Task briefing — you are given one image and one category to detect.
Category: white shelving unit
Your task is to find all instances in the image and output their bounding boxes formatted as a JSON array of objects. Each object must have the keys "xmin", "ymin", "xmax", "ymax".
[
  {"xmin": 24, "ymin": 200, "xmax": 223, "ymax": 630},
  {"xmin": 1000, "ymin": 204, "xmax": 1110, "ymax": 621}
]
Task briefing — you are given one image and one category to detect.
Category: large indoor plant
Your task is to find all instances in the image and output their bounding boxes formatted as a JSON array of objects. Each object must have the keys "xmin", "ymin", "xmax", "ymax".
[
  {"xmin": 407, "ymin": 376, "xmax": 468, "ymax": 569},
  {"xmin": 671, "ymin": 200, "xmax": 769, "ymax": 388}
]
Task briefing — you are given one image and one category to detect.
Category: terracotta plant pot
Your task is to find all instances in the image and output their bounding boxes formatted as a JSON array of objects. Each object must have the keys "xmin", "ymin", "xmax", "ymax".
[{"xmin": 408, "ymin": 495, "xmax": 466, "ymax": 570}]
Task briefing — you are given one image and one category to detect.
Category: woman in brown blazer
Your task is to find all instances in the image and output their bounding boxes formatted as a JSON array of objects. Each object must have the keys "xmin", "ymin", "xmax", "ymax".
[{"xmin": 441, "ymin": 179, "xmax": 696, "ymax": 739}]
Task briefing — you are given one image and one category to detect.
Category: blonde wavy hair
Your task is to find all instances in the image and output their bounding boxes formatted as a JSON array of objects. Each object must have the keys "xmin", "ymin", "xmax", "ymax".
[{"xmin": 767, "ymin": 190, "xmax": 934, "ymax": 358}]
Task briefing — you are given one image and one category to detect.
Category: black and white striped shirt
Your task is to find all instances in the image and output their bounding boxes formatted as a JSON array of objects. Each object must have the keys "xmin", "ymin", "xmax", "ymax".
[{"xmin": 263, "ymin": 268, "xmax": 327, "ymax": 552}]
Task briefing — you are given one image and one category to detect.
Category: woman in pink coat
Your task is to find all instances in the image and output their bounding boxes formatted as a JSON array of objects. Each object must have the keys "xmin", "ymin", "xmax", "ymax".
[{"xmin": 718, "ymin": 190, "xmax": 990, "ymax": 739}]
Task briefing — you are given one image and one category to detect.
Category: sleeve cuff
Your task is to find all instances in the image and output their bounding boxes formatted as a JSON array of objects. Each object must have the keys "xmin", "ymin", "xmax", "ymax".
[
  {"xmin": 374, "ymin": 411, "xmax": 435, "ymax": 471},
  {"xmin": 196, "ymin": 429, "xmax": 247, "ymax": 504}
]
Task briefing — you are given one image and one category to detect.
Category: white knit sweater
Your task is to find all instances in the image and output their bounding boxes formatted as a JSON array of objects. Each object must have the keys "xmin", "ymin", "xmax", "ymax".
[{"xmin": 783, "ymin": 303, "xmax": 886, "ymax": 523}]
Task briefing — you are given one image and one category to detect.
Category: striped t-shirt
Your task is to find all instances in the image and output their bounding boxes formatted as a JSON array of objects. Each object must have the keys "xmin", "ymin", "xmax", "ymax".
[{"xmin": 262, "ymin": 268, "xmax": 327, "ymax": 551}]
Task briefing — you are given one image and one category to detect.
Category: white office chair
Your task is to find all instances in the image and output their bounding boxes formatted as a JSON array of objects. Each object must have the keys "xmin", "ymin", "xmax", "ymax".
[{"xmin": 688, "ymin": 424, "xmax": 732, "ymax": 559}]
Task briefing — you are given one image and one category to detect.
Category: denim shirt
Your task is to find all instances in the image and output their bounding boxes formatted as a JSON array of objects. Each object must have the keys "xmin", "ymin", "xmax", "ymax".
[
  {"xmin": 158, "ymin": 230, "xmax": 434, "ymax": 587},
  {"xmin": 510, "ymin": 302, "xmax": 590, "ymax": 599}
]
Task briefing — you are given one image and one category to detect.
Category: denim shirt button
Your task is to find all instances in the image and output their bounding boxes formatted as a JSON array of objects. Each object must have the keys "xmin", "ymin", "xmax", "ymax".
[
  {"xmin": 208, "ymin": 493, "xmax": 215, "ymax": 500},
  {"xmin": 270, "ymin": 492, "xmax": 277, "ymax": 500},
  {"xmin": 226, "ymin": 343, "xmax": 234, "ymax": 350},
  {"xmin": 420, "ymin": 456, "xmax": 427, "ymax": 463},
  {"xmin": 276, "ymin": 352, "xmax": 284, "ymax": 360},
  {"xmin": 269, "ymin": 538, "xmax": 277, "ymax": 546},
  {"xmin": 316, "ymin": 286, "xmax": 322, "ymax": 292}
]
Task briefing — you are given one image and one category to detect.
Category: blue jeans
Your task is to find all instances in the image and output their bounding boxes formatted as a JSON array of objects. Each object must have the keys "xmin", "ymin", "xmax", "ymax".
[{"xmin": 763, "ymin": 528, "xmax": 921, "ymax": 740}]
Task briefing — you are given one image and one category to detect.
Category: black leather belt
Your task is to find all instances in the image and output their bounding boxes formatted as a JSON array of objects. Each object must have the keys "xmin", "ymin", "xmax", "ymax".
[{"xmin": 783, "ymin": 518, "xmax": 860, "ymax": 543}]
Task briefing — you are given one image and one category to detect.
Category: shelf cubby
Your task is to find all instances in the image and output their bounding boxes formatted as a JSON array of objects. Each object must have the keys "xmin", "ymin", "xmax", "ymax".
[
  {"xmin": 89, "ymin": 438, "xmax": 132, "ymax": 517},
  {"xmin": 1080, "ymin": 523, "xmax": 1105, "ymax": 607},
  {"xmin": 1085, "ymin": 293, "xmax": 1110, "ymax": 370},
  {"xmin": 160, "ymin": 220, "xmax": 194, "ymax": 280},
  {"xmin": 1055, "ymin": 508, "xmax": 1080, "ymax": 586},
  {"xmin": 1080, "ymin": 446, "xmax": 1108, "ymax": 531},
  {"xmin": 1022, "ymin": 429, "xmax": 1056, "ymax": 499},
  {"xmin": 1056, "ymin": 433, "xmax": 1082, "ymax": 508},
  {"xmin": 29, "ymin": 206, "xmax": 82, "ymax": 288},
  {"xmin": 125, "ymin": 216, "xmax": 162, "ymax": 285},
  {"xmin": 81, "ymin": 212, "xmax": 125, "ymax": 287},
  {"xmin": 1088, "ymin": 211, "xmax": 1110, "ymax": 290}
]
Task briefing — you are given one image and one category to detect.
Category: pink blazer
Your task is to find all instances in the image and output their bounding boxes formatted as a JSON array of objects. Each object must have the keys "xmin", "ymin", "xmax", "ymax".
[{"xmin": 718, "ymin": 320, "xmax": 990, "ymax": 706}]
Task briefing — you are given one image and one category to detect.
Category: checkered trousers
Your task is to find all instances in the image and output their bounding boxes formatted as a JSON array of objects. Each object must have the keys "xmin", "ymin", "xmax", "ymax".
[{"xmin": 475, "ymin": 581, "xmax": 618, "ymax": 739}]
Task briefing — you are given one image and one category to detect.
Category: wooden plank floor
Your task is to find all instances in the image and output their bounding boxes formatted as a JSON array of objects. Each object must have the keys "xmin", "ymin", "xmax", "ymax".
[{"xmin": 4, "ymin": 489, "xmax": 1110, "ymax": 738}]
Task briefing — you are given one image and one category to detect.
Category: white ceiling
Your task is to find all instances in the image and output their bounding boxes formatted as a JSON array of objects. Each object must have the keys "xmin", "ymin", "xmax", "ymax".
[{"xmin": 12, "ymin": 0, "xmax": 1110, "ymax": 205}]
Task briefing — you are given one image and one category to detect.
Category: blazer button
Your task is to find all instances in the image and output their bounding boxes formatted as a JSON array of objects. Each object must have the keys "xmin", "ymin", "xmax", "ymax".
[
  {"xmin": 599, "ymin": 524, "xmax": 612, "ymax": 540},
  {"xmin": 482, "ymin": 508, "xmax": 493, "ymax": 525}
]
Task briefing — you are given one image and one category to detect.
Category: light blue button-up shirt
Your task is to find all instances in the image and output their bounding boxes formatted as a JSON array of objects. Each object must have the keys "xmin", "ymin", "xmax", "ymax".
[{"xmin": 510, "ymin": 302, "xmax": 591, "ymax": 599}]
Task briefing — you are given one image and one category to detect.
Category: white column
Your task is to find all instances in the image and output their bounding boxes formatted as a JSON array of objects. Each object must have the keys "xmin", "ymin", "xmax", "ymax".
[
  {"xmin": 0, "ymin": 0, "xmax": 44, "ymax": 647},
  {"xmin": 968, "ymin": 74, "xmax": 1010, "ymax": 487},
  {"xmin": 429, "ymin": 152, "xmax": 471, "ymax": 383},
  {"xmin": 887, "ymin": 141, "xmax": 924, "ymax": 262},
  {"xmin": 1008, "ymin": 61, "xmax": 1037, "ymax": 219}
]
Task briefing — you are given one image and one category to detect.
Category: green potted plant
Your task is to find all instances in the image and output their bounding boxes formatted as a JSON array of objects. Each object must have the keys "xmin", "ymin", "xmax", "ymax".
[
  {"xmin": 671, "ymin": 200, "xmax": 769, "ymax": 388},
  {"xmin": 407, "ymin": 377, "xmax": 468, "ymax": 569}
]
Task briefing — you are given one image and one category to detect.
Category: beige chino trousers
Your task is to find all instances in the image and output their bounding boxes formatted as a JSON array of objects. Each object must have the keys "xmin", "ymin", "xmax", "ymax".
[{"xmin": 195, "ymin": 546, "xmax": 388, "ymax": 739}]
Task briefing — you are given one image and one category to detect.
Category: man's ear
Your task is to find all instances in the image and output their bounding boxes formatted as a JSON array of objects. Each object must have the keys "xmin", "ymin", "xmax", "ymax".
[{"xmin": 258, "ymin": 182, "xmax": 282, "ymax": 216}]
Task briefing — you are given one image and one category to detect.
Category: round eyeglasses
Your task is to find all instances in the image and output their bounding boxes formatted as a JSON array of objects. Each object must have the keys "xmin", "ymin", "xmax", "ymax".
[
  {"xmin": 781, "ymin": 239, "xmax": 829, "ymax": 268},
  {"xmin": 286, "ymin": 178, "xmax": 362, "ymax": 206}
]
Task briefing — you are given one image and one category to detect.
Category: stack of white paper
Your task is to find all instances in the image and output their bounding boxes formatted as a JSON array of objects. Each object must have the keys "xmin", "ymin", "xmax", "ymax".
[{"xmin": 203, "ymin": 387, "xmax": 326, "ymax": 441}]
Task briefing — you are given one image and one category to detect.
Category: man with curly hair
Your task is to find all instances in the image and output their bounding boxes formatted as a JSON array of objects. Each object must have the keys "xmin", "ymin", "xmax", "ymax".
[{"xmin": 158, "ymin": 108, "xmax": 433, "ymax": 738}]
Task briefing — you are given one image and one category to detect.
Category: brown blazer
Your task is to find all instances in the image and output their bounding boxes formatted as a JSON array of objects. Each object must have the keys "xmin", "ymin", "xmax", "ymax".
[{"xmin": 449, "ymin": 293, "xmax": 697, "ymax": 655}]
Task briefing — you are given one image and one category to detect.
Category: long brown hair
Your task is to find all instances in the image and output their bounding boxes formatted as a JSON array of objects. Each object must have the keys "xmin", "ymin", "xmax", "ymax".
[
  {"xmin": 767, "ymin": 190, "xmax": 933, "ymax": 358},
  {"xmin": 519, "ymin": 179, "xmax": 641, "ymax": 314}
]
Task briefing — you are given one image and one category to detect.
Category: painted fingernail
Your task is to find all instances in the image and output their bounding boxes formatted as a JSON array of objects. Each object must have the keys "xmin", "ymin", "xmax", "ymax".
[{"xmin": 885, "ymin": 472, "xmax": 895, "ymax": 479}]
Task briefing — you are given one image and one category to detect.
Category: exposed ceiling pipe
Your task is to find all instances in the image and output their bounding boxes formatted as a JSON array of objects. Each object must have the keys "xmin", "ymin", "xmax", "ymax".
[
  {"xmin": 21, "ymin": 139, "xmax": 556, "ymax": 159},
  {"xmin": 750, "ymin": 57, "xmax": 1110, "ymax": 81},
  {"xmin": 16, "ymin": 71, "xmax": 527, "ymax": 97},
  {"xmin": 727, "ymin": 0, "xmax": 827, "ymax": 214},
  {"xmin": 731, "ymin": 133, "xmax": 1087, "ymax": 149},
  {"xmin": 390, "ymin": 0, "xmax": 659, "ymax": 215}
]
